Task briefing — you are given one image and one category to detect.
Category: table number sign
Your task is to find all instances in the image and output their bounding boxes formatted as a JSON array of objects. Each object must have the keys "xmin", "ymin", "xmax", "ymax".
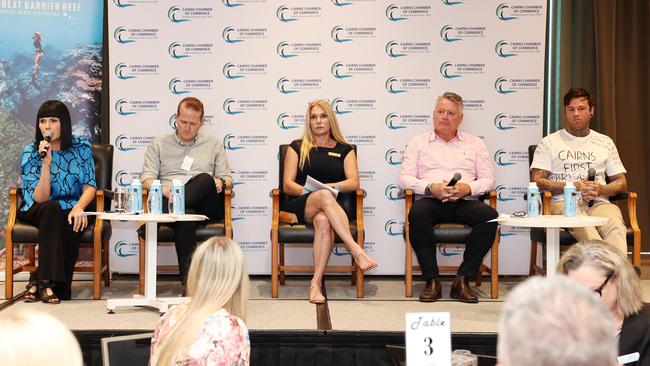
[{"xmin": 405, "ymin": 312, "xmax": 451, "ymax": 366}]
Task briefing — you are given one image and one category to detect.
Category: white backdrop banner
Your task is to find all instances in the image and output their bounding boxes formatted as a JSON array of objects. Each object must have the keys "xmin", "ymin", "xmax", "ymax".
[{"xmin": 109, "ymin": 0, "xmax": 547, "ymax": 275}]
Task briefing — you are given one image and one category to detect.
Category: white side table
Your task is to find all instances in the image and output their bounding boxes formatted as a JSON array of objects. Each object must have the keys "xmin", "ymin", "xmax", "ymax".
[
  {"xmin": 98, "ymin": 212, "xmax": 206, "ymax": 313},
  {"xmin": 500, "ymin": 215, "xmax": 608, "ymax": 276}
]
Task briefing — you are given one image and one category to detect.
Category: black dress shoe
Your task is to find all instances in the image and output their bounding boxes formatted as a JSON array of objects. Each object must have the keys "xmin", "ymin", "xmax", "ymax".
[
  {"xmin": 450, "ymin": 275, "xmax": 478, "ymax": 303},
  {"xmin": 419, "ymin": 279, "xmax": 441, "ymax": 302}
]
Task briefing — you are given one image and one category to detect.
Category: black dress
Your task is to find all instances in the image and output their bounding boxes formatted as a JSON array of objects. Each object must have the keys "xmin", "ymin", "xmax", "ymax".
[
  {"xmin": 619, "ymin": 303, "xmax": 650, "ymax": 366},
  {"xmin": 283, "ymin": 140, "xmax": 354, "ymax": 223}
]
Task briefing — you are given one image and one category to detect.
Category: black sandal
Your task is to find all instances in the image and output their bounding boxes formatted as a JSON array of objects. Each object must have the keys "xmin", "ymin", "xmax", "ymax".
[
  {"xmin": 38, "ymin": 281, "xmax": 60, "ymax": 304},
  {"xmin": 24, "ymin": 279, "xmax": 40, "ymax": 302}
]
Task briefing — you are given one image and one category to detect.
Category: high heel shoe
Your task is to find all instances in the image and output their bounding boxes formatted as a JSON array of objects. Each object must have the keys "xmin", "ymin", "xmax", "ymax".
[
  {"xmin": 38, "ymin": 281, "xmax": 60, "ymax": 305},
  {"xmin": 353, "ymin": 251, "xmax": 378, "ymax": 272},
  {"xmin": 24, "ymin": 279, "xmax": 40, "ymax": 302},
  {"xmin": 308, "ymin": 286, "xmax": 326, "ymax": 304}
]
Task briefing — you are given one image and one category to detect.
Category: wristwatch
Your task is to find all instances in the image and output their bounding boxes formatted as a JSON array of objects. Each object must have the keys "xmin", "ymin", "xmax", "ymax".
[
  {"xmin": 424, "ymin": 183, "xmax": 432, "ymax": 196},
  {"xmin": 219, "ymin": 177, "xmax": 227, "ymax": 188}
]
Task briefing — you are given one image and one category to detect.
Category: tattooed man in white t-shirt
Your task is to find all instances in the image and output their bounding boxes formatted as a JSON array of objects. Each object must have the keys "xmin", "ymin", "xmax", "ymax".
[{"xmin": 531, "ymin": 87, "xmax": 628, "ymax": 254}]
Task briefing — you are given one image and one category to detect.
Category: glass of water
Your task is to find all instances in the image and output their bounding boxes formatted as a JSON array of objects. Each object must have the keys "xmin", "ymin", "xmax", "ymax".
[
  {"xmin": 452, "ymin": 349, "xmax": 478, "ymax": 366},
  {"xmin": 114, "ymin": 187, "xmax": 128, "ymax": 213}
]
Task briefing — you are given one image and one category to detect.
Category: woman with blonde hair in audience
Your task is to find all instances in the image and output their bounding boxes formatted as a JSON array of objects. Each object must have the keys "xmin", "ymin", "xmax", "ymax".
[
  {"xmin": 150, "ymin": 237, "xmax": 250, "ymax": 365},
  {"xmin": 0, "ymin": 309, "xmax": 83, "ymax": 366},
  {"xmin": 558, "ymin": 240, "xmax": 649, "ymax": 366}
]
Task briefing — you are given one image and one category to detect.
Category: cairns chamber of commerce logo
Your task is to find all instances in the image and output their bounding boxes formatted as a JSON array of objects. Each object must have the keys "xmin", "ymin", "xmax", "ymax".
[
  {"xmin": 114, "ymin": 63, "xmax": 134, "ymax": 80},
  {"xmin": 169, "ymin": 114, "xmax": 177, "ymax": 129},
  {"xmin": 276, "ymin": 113, "xmax": 304, "ymax": 130},
  {"xmin": 113, "ymin": 27, "xmax": 159, "ymax": 44},
  {"xmin": 384, "ymin": 149, "xmax": 403, "ymax": 166},
  {"xmin": 384, "ymin": 219, "xmax": 404, "ymax": 236},
  {"xmin": 276, "ymin": 77, "xmax": 321, "ymax": 94},
  {"xmin": 113, "ymin": 0, "xmax": 134, "ymax": 8},
  {"xmin": 222, "ymin": 98, "xmax": 268, "ymax": 115},
  {"xmin": 168, "ymin": 78, "xmax": 214, "ymax": 95},
  {"xmin": 495, "ymin": 184, "xmax": 527, "ymax": 202},
  {"xmin": 385, "ymin": 4, "xmax": 431, "ymax": 21},
  {"xmin": 494, "ymin": 112, "xmax": 541, "ymax": 130},
  {"xmin": 385, "ymin": 77, "xmax": 406, "ymax": 94},
  {"xmin": 385, "ymin": 184, "xmax": 405, "ymax": 200},
  {"xmin": 497, "ymin": 3, "xmax": 542, "ymax": 21},
  {"xmin": 114, "ymin": 241, "xmax": 137, "ymax": 257},
  {"xmin": 496, "ymin": 3, "xmax": 517, "ymax": 21},
  {"xmin": 222, "ymin": 27, "xmax": 242, "ymax": 43},
  {"xmin": 276, "ymin": 41, "xmax": 322, "ymax": 58},
  {"xmin": 276, "ymin": 5, "xmax": 321, "ymax": 22},
  {"xmin": 330, "ymin": 25, "xmax": 376, "ymax": 43},
  {"xmin": 277, "ymin": 42, "xmax": 296, "ymax": 57},
  {"xmin": 439, "ymin": 244, "xmax": 462, "ymax": 257},
  {"xmin": 168, "ymin": 42, "xmax": 188, "ymax": 59},
  {"xmin": 223, "ymin": 134, "xmax": 244, "ymax": 150},
  {"xmin": 168, "ymin": 42, "xmax": 214, "ymax": 59},
  {"xmin": 442, "ymin": 0, "xmax": 463, "ymax": 5},
  {"xmin": 114, "ymin": 170, "xmax": 140, "ymax": 187},
  {"xmin": 222, "ymin": 26, "xmax": 267, "ymax": 43},
  {"xmin": 385, "ymin": 41, "xmax": 406, "ymax": 57},
  {"xmin": 440, "ymin": 25, "xmax": 460, "ymax": 43},
  {"xmin": 114, "ymin": 98, "xmax": 160, "ymax": 116},
  {"xmin": 277, "ymin": 77, "xmax": 297, "ymax": 94},
  {"xmin": 440, "ymin": 62, "xmax": 460, "ymax": 79},
  {"xmin": 440, "ymin": 24, "xmax": 487, "ymax": 43},
  {"xmin": 168, "ymin": 6, "xmax": 213, "ymax": 23},
  {"xmin": 494, "ymin": 113, "xmax": 515, "ymax": 131},
  {"xmin": 332, "ymin": 98, "xmax": 351, "ymax": 114},
  {"xmin": 114, "ymin": 135, "xmax": 154, "ymax": 152},
  {"xmin": 276, "ymin": 5, "xmax": 297, "ymax": 22},
  {"xmin": 331, "ymin": 62, "xmax": 376, "ymax": 79},
  {"xmin": 114, "ymin": 63, "xmax": 159, "ymax": 80},
  {"xmin": 495, "ymin": 40, "xmax": 515, "ymax": 57},
  {"xmin": 493, "ymin": 149, "xmax": 528, "ymax": 167},
  {"xmin": 385, "ymin": 77, "xmax": 430, "ymax": 94},
  {"xmin": 385, "ymin": 113, "xmax": 430, "ymax": 129},
  {"xmin": 330, "ymin": 98, "xmax": 376, "ymax": 115},
  {"xmin": 223, "ymin": 134, "xmax": 268, "ymax": 151},
  {"xmin": 440, "ymin": 61, "xmax": 486, "ymax": 79},
  {"xmin": 494, "ymin": 77, "xmax": 515, "ymax": 94}
]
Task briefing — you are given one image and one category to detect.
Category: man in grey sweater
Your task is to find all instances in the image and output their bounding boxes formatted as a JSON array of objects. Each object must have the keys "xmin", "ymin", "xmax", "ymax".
[{"xmin": 140, "ymin": 96, "xmax": 232, "ymax": 285}]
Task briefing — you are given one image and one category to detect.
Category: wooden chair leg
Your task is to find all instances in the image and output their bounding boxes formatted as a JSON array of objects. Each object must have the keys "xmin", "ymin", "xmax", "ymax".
[
  {"xmin": 491, "ymin": 231, "xmax": 499, "ymax": 299},
  {"xmin": 5, "ymin": 240, "xmax": 14, "ymax": 301},
  {"xmin": 271, "ymin": 230, "xmax": 279, "ymax": 298},
  {"xmin": 279, "ymin": 243, "xmax": 285, "ymax": 285},
  {"xmin": 529, "ymin": 240, "xmax": 538, "ymax": 276},
  {"xmin": 475, "ymin": 265, "xmax": 484, "ymax": 287},
  {"xmin": 138, "ymin": 236, "xmax": 145, "ymax": 295},
  {"xmin": 93, "ymin": 236, "xmax": 101, "ymax": 300},
  {"xmin": 104, "ymin": 239, "xmax": 111, "ymax": 287}
]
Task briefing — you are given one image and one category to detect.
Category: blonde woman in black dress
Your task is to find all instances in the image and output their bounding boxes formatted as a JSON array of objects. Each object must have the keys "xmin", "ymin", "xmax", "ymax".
[{"xmin": 283, "ymin": 99, "xmax": 377, "ymax": 304}]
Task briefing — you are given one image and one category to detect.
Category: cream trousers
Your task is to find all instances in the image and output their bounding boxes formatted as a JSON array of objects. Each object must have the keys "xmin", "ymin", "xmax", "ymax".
[{"xmin": 550, "ymin": 201, "xmax": 627, "ymax": 254}]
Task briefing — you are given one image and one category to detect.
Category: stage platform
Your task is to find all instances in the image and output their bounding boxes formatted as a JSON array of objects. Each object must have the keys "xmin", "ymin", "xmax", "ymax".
[{"xmin": 2, "ymin": 275, "xmax": 650, "ymax": 365}]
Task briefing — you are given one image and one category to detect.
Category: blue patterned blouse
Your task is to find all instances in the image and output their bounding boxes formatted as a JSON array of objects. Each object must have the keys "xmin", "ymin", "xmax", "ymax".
[{"xmin": 20, "ymin": 136, "xmax": 96, "ymax": 212}]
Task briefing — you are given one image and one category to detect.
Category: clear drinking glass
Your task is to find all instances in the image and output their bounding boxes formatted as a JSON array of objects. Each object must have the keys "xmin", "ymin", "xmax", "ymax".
[
  {"xmin": 113, "ymin": 187, "xmax": 127, "ymax": 213},
  {"xmin": 451, "ymin": 349, "xmax": 478, "ymax": 366}
]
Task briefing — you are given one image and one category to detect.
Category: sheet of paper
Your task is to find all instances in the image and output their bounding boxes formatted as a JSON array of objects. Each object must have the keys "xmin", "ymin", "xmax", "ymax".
[
  {"xmin": 488, "ymin": 213, "xmax": 513, "ymax": 222},
  {"xmin": 302, "ymin": 175, "xmax": 339, "ymax": 198}
]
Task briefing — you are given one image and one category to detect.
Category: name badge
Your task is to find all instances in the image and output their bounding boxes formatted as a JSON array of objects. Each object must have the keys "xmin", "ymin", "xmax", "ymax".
[
  {"xmin": 405, "ymin": 312, "xmax": 451, "ymax": 366},
  {"xmin": 618, "ymin": 352, "xmax": 640, "ymax": 364},
  {"xmin": 181, "ymin": 155, "xmax": 194, "ymax": 172},
  {"xmin": 328, "ymin": 152, "xmax": 341, "ymax": 157}
]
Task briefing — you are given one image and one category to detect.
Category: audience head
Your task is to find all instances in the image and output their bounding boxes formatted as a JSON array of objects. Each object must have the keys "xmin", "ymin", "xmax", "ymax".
[
  {"xmin": 498, "ymin": 276, "xmax": 617, "ymax": 366},
  {"xmin": 0, "ymin": 310, "xmax": 83, "ymax": 366},
  {"xmin": 175, "ymin": 97, "xmax": 205, "ymax": 144},
  {"xmin": 433, "ymin": 92, "xmax": 464, "ymax": 140},
  {"xmin": 299, "ymin": 99, "xmax": 348, "ymax": 169},
  {"xmin": 35, "ymin": 100, "xmax": 72, "ymax": 150},
  {"xmin": 558, "ymin": 240, "xmax": 643, "ymax": 317},
  {"xmin": 154, "ymin": 237, "xmax": 249, "ymax": 365}
]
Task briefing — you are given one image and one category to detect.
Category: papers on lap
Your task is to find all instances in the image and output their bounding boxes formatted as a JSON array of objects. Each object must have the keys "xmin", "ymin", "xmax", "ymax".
[{"xmin": 302, "ymin": 175, "xmax": 339, "ymax": 198}]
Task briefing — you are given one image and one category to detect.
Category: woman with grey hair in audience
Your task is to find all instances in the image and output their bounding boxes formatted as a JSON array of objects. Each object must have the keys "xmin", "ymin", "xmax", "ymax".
[
  {"xmin": 498, "ymin": 275, "xmax": 618, "ymax": 366},
  {"xmin": 558, "ymin": 240, "xmax": 649, "ymax": 366}
]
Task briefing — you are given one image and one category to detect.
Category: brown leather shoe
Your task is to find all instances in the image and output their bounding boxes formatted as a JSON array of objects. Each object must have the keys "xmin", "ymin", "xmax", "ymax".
[
  {"xmin": 418, "ymin": 279, "xmax": 441, "ymax": 302},
  {"xmin": 450, "ymin": 275, "xmax": 479, "ymax": 303}
]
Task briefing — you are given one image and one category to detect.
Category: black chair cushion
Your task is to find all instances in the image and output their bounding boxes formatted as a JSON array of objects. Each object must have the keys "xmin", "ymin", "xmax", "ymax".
[
  {"xmin": 278, "ymin": 222, "xmax": 359, "ymax": 244},
  {"xmin": 530, "ymin": 226, "xmax": 635, "ymax": 247},
  {"xmin": 401, "ymin": 223, "xmax": 472, "ymax": 244},
  {"xmin": 155, "ymin": 221, "xmax": 226, "ymax": 242},
  {"xmin": 12, "ymin": 220, "xmax": 111, "ymax": 244}
]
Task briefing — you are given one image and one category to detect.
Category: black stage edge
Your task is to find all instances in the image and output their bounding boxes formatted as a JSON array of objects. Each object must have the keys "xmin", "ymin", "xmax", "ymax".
[{"xmin": 76, "ymin": 329, "xmax": 497, "ymax": 366}]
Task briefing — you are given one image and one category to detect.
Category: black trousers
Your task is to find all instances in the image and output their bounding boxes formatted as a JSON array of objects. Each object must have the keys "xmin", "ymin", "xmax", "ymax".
[
  {"xmin": 163, "ymin": 173, "xmax": 224, "ymax": 283},
  {"xmin": 408, "ymin": 197, "xmax": 498, "ymax": 280},
  {"xmin": 16, "ymin": 200, "xmax": 84, "ymax": 299}
]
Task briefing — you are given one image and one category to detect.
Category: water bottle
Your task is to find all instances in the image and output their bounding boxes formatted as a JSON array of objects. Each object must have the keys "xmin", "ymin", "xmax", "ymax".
[
  {"xmin": 563, "ymin": 181, "xmax": 577, "ymax": 217},
  {"xmin": 526, "ymin": 182, "xmax": 541, "ymax": 217},
  {"xmin": 148, "ymin": 179, "xmax": 163, "ymax": 214},
  {"xmin": 130, "ymin": 178, "xmax": 142, "ymax": 213},
  {"xmin": 169, "ymin": 179, "xmax": 185, "ymax": 214}
]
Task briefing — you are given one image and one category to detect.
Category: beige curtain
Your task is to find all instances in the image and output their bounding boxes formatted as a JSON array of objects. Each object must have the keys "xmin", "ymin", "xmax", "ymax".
[{"xmin": 558, "ymin": 0, "xmax": 650, "ymax": 251}]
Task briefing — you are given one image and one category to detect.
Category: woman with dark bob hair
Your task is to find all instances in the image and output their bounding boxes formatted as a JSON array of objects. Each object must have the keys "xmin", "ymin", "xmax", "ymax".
[
  {"xmin": 558, "ymin": 240, "xmax": 650, "ymax": 366},
  {"xmin": 18, "ymin": 100, "xmax": 96, "ymax": 303}
]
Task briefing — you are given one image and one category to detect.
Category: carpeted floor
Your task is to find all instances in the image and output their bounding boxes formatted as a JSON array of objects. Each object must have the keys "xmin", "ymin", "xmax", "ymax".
[{"xmin": 2, "ymin": 275, "xmax": 650, "ymax": 333}]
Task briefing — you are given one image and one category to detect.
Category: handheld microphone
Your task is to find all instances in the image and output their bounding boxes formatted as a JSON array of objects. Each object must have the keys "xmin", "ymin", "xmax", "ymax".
[
  {"xmin": 447, "ymin": 172, "xmax": 462, "ymax": 187},
  {"xmin": 39, "ymin": 133, "xmax": 52, "ymax": 158},
  {"xmin": 587, "ymin": 167, "xmax": 596, "ymax": 207}
]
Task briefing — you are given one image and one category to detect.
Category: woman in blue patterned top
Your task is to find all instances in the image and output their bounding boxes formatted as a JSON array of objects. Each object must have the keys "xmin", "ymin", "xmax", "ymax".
[{"xmin": 18, "ymin": 100, "xmax": 96, "ymax": 304}]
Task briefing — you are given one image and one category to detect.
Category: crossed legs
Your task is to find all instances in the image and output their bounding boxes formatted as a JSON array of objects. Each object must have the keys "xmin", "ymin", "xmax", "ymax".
[{"xmin": 303, "ymin": 190, "xmax": 377, "ymax": 303}]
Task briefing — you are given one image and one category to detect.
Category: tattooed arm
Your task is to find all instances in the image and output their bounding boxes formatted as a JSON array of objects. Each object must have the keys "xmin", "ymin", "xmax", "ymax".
[
  {"xmin": 531, "ymin": 168, "xmax": 565, "ymax": 195},
  {"xmin": 597, "ymin": 173, "xmax": 627, "ymax": 197}
]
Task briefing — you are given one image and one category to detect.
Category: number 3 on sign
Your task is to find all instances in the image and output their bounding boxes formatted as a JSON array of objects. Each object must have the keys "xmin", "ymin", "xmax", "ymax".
[{"xmin": 406, "ymin": 312, "xmax": 451, "ymax": 366}]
